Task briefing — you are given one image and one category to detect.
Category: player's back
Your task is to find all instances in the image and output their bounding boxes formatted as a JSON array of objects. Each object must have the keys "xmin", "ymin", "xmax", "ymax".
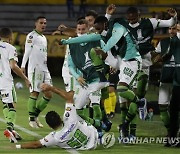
[{"xmin": 0, "ymin": 41, "xmax": 17, "ymax": 89}]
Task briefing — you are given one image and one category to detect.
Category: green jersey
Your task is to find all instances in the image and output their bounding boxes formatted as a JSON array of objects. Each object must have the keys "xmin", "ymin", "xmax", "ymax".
[{"xmin": 69, "ymin": 42, "xmax": 100, "ymax": 83}]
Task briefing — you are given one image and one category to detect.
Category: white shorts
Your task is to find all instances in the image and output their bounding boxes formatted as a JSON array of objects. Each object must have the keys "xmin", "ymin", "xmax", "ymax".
[
  {"xmin": 158, "ymin": 82, "xmax": 173, "ymax": 105},
  {"xmin": 62, "ymin": 76, "xmax": 76, "ymax": 92},
  {"xmin": 119, "ymin": 60, "xmax": 141, "ymax": 86},
  {"xmin": 74, "ymin": 82, "xmax": 109, "ymax": 109},
  {"xmin": 28, "ymin": 69, "xmax": 52, "ymax": 93},
  {"xmin": 0, "ymin": 85, "xmax": 17, "ymax": 103}
]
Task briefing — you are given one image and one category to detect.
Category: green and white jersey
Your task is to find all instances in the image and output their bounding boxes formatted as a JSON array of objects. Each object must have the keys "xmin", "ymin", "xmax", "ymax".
[
  {"xmin": 0, "ymin": 41, "xmax": 18, "ymax": 89},
  {"xmin": 40, "ymin": 103, "xmax": 98, "ymax": 150},
  {"xmin": 21, "ymin": 30, "xmax": 48, "ymax": 73},
  {"xmin": 68, "ymin": 41, "xmax": 101, "ymax": 83}
]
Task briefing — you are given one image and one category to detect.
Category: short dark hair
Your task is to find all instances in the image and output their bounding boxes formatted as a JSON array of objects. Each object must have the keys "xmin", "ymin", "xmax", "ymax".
[
  {"xmin": 126, "ymin": 7, "xmax": 139, "ymax": 14},
  {"xmin": 35, "ymin": 16, "xmax": 46, "ymax": 22},
  {"xmin": 94, "ymin": 16, "xmax": 108, "ymax": 24},
  {"xmin": 77, "ymin": 19, "xmax": 88, "ymax": 26},
  {"xmin": 0, "ymin": 27, "xmax": 12, "ymax": 38},
  {"xmin": 86, "ymin": 10, "xmax": 98, "ymax": 18},
  {"xmin": 45, "ymin": 111, "xmax": 63, "ymax": 129}
]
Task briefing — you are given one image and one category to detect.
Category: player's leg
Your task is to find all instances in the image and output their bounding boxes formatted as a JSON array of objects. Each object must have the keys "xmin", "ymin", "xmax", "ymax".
[{"xmin": 35, "ymin": 72, "xmax": 53, "ymax": 128}]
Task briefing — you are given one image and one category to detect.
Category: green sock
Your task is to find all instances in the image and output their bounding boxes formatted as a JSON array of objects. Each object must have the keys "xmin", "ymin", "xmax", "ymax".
[
  {"xmin": 7, "ymin": 108, "xmax": 16, "ymax": 130},
  {"xmin": 159, "ymin": 105, "xmax": 170, "ymax": 131},
  {"xmin": 35, "ymin": 96, "xmax": 50, "ymax": 117},
  {"xmin": 136, "ymin": 71, "xmax": 148, "ymax": 98},
  {"xmin": 77, "ymin": 109, "xmax": 94, "ymax": 125},
  {"xmin": 28, "ymin": 96, "xmax": 37, "ymax": 119},
  {"xmin": 3, "ymin": 103, "xmax": 9, "ymax": 121},
  {"xmin": 83, "ymin": 105, "xmax": 90, "ymax": 118},
  {"xmin": 130, "ymin": 115, "xmax": 137, "ymax": 136},
  {"xmin": 125, "ymin": 102, "xmax": 137, "ymax": 124},
  {"xmin": 117, "ymin": 86, "xmax": 138, "ymax": 103},
  {"xmin": 120, "ymin": 103, "xmax": 128, "ymax": 124},
  {"xmin": 90, "ymin": 48, "xmax": 107, "ymax": 82}
]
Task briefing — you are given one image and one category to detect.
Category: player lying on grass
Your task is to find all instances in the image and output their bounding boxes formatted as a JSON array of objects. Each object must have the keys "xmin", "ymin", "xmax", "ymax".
[{"xmin": 15, "ymin": 83, "xmax": 115, "ymax": 150}]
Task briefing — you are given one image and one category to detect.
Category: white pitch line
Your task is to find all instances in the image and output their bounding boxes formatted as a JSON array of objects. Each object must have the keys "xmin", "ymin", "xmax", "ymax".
[{"xmin": 0, "ymin": 117, "xmax": 80, "ymax": 154}]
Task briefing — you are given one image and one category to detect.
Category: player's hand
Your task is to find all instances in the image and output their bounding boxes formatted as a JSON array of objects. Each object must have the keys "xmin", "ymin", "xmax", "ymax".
[
  {"xmin": 110, "ymin": 67, "xmax": 117, "ymax": 74},
  {"xmin": 167, "ymin": 8, "xmax": 177, "ymax": 17},
  {"xmin": 94, "ymin": 48, "xmax": 107, "ymax": 60},
  {"xmin": 58, "ymin": 24, "xmax": 67, "ymax": 31},
  {"xmin": 40, "ymin": 83, "xmax": 52, "ymax": 91},
  {"xmin": 25, "ymin": 79, "xmax": 31, "ymax": 88},
  {"xmin": 106, "ymin": 4, "xmax": 116, "ymax": 15},
  {"xmin": 21, "ymin": 68, "xmax": 26, "ymax": 75},
  {"xmin": 152, "ymin": 54, "xmax": 163, "ymax": 64},
  {"xmin": 77, "ymin": 77, "xmax": 88, "ymax": 88}
]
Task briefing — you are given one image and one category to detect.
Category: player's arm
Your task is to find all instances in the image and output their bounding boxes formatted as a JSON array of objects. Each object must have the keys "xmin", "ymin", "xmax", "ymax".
[
  {"xmin": 102, "ymin": 23, "xmax": 125, "ymax": 52},
  {"xmin": 10, "ymin": 59, "xmax": 31, "ymax": 88},
  {"xmin": 21, "ymin": 35, "xmax": 33, "ymax": 74},
  {"xmin": 60, "ymin": 33, "xmax": 102, "ymax": 45},
  {"xmin": 105, "ymin": 4, "xmax": 116, "ymax": 20},
  {"xmin": 41, "ymin": 84, "xmax": 73, "ymax": 103},
  {"xmin": 150, "ymin": 8, "xmax": 177, "ymax": 29},
  {"xmin": 15, "ymin": 141, "xmax": 43, "ymax": 149}
]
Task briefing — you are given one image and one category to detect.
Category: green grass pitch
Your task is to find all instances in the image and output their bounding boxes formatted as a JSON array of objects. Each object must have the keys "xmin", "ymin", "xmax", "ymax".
[{"xmin": 0, "ymin": 77, "xmax": 178, "ymax": 154}]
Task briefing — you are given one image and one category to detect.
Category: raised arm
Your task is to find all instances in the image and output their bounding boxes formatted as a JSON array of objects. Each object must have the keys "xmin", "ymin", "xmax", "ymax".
[
  {"xmin": 150, "ymin": 8, "xmax": 177, "ymax": 29},
  {"xmin": 60, "ymin": 33, "xmax": 102, "ymax": 45}
]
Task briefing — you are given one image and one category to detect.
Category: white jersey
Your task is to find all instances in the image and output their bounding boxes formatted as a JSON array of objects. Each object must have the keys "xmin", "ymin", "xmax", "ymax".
[
  {"xmin": 62, "ymin": 45, "xmax": 72, "ymax": 78},
  {"xmin": 21, "ymin": 30, "xmax": 48, "ymax": 73},
  {"xmin": 0, "ymin": 41, "xmax": 18, "ymax": 89},
  {"xmin": 40, "ymin": 103, "xmax": 98, "ymax": 150}
]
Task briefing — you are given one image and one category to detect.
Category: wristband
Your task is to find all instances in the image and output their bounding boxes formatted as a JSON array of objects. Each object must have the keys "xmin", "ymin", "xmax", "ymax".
[{"xmin": 16, "ymin": 144, "xmax": 21, "ymax": 149}]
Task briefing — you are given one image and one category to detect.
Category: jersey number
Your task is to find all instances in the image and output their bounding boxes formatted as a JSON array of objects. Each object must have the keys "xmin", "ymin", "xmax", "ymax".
[{"xmin": 67, "ymin": 129, "xmax": 88, "ymax": 148}]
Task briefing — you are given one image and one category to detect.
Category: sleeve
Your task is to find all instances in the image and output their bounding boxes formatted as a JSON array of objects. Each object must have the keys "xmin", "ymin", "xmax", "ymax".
[
  {"xmin": 62, "ymin": 33, "xmax": 102, "ymax": 45},
  {"xmin": 105, "ymin": 13, "xmax": 111, "ymax": 21},
  {"xmin": 155, "ymin": 42, "xmax": 161, "ymax": 53},
  {"xmin": 102, "ymin": 23, "xmax": 126, "ymax": 52},
  {"xmin": 21, "ymin": 34, "xmax": 34, "ymax": 68},
  {"xmin": 39, "ymin": 132, "xmax": 57, "ymax": 147},
  {"xmin": 63, "ymin": 103, "xmax": 78, "ymax": 124},
  {"xmin": 8, "ymin": 45, "xmax": 18, "ymax": 62},
  {"xmin": 68, "ymin": 55, "xmax": 81, "ymax": 79},
  {"xmin": 149, "ymin": 16, "xmax": 177, "ymax": 29}
]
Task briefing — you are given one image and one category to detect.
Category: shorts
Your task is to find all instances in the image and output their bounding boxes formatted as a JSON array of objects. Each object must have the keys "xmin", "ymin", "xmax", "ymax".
[
  {"xmin": 28, "ymin": 69, "xmax": 52, "ymax": 93},
  {"xmin": 0, "ymin": 85, "xmax": 17, "ymax": 103}
]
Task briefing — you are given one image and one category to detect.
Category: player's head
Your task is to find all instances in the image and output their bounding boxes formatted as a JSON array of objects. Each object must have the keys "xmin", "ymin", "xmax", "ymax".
[
  {"xmin": 35, "ymin": 16, "xmax": 47, "ymax": 33},
  {"xmin": 168, "ymin": 24, "xmax": 177, "ymax": 37},
  {"xmin": 85, "ymin": 10, "xmax": 98, "ymax": 29},
  {"xmin": 45, "ymin": 111, "xmax": 63, "ymax": 130},
  {"xmin": 0, "ymin": 27, "xmax": 13, "ymax": 43},
  {"xmin": 76, "ymin": 19, "xmax": 89, "ymax": 36},
  {"xmin": 126, "ymin": 6, "xmax": 140, "ymax": 24},
  {"xmin": 94, "ymin": 16, "xmax": 108, "ymax": 34}
]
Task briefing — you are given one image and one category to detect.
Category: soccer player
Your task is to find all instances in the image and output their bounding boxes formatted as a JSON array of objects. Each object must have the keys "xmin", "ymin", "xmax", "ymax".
[
  {"xmin": 15, "ymin": 83, "xmax": 115, "ymax": 150},
  {"xmin": 21, "ymin": 16, "xmax": 52, "ymax": 128},
  {"xmin": 0, "ymin": 27, "xmax": 31, "ymax": 142},
  {"xmin": 153, "ymin": 25, "xmax": 177, "ymax": 136},
  {"xmin": 67, "ymin": 19, "xmax": 109, "ymax": 130}
]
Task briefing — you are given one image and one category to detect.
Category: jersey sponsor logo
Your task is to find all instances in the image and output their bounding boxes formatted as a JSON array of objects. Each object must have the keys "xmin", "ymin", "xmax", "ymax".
[
  {"xmin": 123, "ymin": 67, "xmax": 134, "ymax": 77},
  {"xmin": 44, "ymin": 138, "xmax": 48, "ymax": 142},
  {"xmin": 66, "ymin": 107, "xmax": 71, "ymax": 111},
  {"xmin": 82, "ymin": 51, "xmax": 92, "ymax": 70},
  {"xmin": 0, "ymin": 45, "xmax": 6, "ymax": 48},
  {"xmin": 0, "ymin": 93, "xmax": 9, "ymax": 98},
  {"xmin": 60, "ymin": 124, "xmax": 75, "ymax": 140}
]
